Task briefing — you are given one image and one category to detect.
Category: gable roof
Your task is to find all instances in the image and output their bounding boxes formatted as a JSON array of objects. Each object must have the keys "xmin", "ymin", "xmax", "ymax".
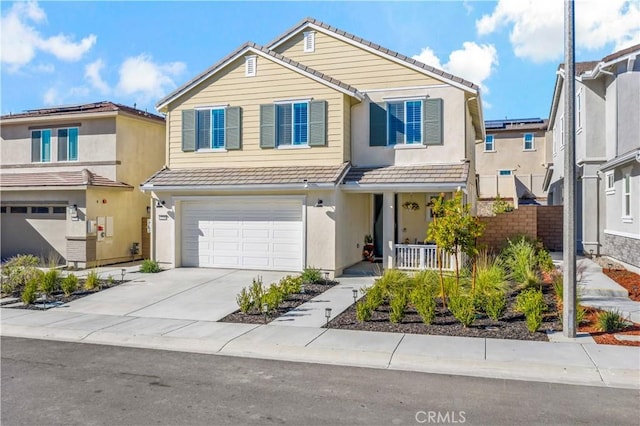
[
  {"xmin": 268, "ymin": 17, "xmax": 480, "ymax": 93},
  {"xmin": 1, "ymin": 101, "xmax": 165, "ymax": 123},
  {"xmin": 156, "ymin": 42, "xmax": 364, "ymax": 111}
]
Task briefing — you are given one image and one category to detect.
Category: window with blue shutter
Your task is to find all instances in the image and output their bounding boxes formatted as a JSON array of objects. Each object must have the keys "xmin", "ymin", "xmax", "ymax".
[
  {"xmin": 293, "ymin": 103, "xmax": 308, "ymax": 145},
  {"xmin": 385, "ymin": 100, "xmax": 422, "ymax": 145},
  {"xmin": 193, "ymin": 108, "xmax": 232, "ymax": 150},
  {"xmin": 406, "ymin": 101, "xmax": 422, "ymax": 144},
  {"xmin": 274, "ymin": 102, "xmax": 309, "ymax": 147}
]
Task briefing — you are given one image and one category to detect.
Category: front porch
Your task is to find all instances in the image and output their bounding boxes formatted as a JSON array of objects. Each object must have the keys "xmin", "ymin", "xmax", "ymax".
[{"xmin": 394, "ymin": 244, "xmax": 457, "ymax": 271}]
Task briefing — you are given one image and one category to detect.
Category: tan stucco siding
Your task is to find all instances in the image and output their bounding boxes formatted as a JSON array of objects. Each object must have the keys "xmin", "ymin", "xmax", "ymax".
[
  {"xmin": 335, "ymin": 191, "xmax": 370, "ymax": 273},
  {"xmin": 275, "ymin": 31, "xmax": 440, "ymax": 89},
  {"xmin": 166, "ymin": 55, "xmax": 347, "ymax": 168}
]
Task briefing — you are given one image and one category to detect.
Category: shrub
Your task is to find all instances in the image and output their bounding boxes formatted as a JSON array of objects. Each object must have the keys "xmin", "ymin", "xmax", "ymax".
[
  {"xmin": 40, "ymin": 269, "xmax": 61, "ymax": 297},
  {"xmin": 1, "ymin": 254, "xmax": 40, "ymax": 293},
  {"xmin": 22, "ymin": 278, "xmax": 39, "ymax": 305},
  {"xmin": 515, "ymin": 288, "xmax": 547, "ymax": 332},
  {"xmin": 492, "ymin": 196, "xmax": 514, "ymax": 215},
  {"xmin": 236, "ymin": 287, "xmax": 253, "ymax": 313},
  {"xmin": 140, "ymin": 259, "xmax": 161, "ymax": 273},
  {"xmin": 536, "ymin": 247, "xmax": 555, "ymax": 273},
  {"xmin": 355, "ymin": 301, "xmax": 372, "ymax": 322},
  {"xmin": 410, "ymin": 285, "xmax": 436, "ymax": 325},
  {"xmin": 279, "ymin": 275, "xmax": 303, "ymax": 294},
  {"xmin": 301, "ymin": 267, "xmax": 323, "ymax": 284},
  {"xmin": 263, "ymin": 285, "xmax": 284, "ymax": 313},
  {"xmin": 475, "ymin": 260, "xmax": 509, "ymax": 295},
  {"xmin": 84, "ymin": 270, "xmax": 100, "ymax": 290},
  {"xmin": 501, "ymin": 237, "xmax": 539, "ymax": 287},
  {"xmin": 448, "ymin": 293, "xmax": 476, "ymax": 327},
  {"xmin": 376, "ymin": 269, "xmax": 412, "ymax": 297},
  {"xmin": 248, "ymin": 278, "xmax": 265, "ymax": 309},
  {"xmin": 553, "ymin": 274, "xmax": 563, "ymax": 302},
  {"xmin": 389, "ymin": 291, "xmax": 408, "ymax": 323},
  {"xmin": 596, "ymin": 310, "xmax": 628, "ymax": 332},
  {"xmin": 364, "ymin": 285, "xmax": 385, "ymax": 310},
  {"xmin": 61, "ymin": 274, "xmax": 79, "ymax": 297},
  {"xmin": 484, "ymin": 292, "xmax": 507, "ymax": 321}
]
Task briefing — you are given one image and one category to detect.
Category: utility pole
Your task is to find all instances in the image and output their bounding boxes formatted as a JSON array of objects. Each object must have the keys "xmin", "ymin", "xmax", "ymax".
[{"xmin": 563, "ymin": 0, "xmax": 577, "ymax": 337}]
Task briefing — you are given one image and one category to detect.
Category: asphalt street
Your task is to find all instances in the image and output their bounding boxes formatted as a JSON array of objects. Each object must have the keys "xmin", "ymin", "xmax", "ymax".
[{"xmin": 1, "ymin": 337, "xmax": 638, "ymax": 426}]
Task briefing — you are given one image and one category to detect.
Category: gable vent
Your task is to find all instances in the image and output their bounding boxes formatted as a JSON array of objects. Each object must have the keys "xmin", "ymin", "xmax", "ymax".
[
  {"xmin": 245, "ymin": 55, "xmax": 257, "ymax": 77},
  {"xmin": 303, "ymin": 31, "xmax": 315, "ymax": 53}
]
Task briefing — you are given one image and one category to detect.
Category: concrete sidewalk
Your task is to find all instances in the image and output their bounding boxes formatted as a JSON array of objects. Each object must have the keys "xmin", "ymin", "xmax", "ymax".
[{"xmin": 2, "ymin": 307, "xmax": 638, "ymax": 390}]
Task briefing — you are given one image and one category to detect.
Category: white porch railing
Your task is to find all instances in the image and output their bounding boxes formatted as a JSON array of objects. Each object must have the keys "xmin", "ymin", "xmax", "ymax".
[{"xmin": 394, "ymin": 244, "xmax": 458, "ymax": 271}]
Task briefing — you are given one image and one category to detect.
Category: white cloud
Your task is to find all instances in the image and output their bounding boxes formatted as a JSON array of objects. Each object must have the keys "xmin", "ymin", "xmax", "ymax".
[
  {"xmin": 413, "ymin": 42, "xmax": 498, "ymax": 94},
  {"xmin": 463, "ymin": 1, "xmax": 473, "ymax": 15},
  {"xmin": 116, "ymin": 54, "xmax": 186, "ymax": 101},
  {"xmin": 1, "ymin": 1, "xmax": 96, "ymax": 71},
  {"xmin": 85, "ymin": 59, "xmax": 110, "ymax": 95},
  {"xmin": 477, "ymin": 0, "xmax": 640, "ymax": 62},
  {"xmin": 33, "ymin": 63, "xmax": 55, "ymax": 73},
  {"xmin": 43, "ymin": 87, "xmax": 59, "ymax": 105}
]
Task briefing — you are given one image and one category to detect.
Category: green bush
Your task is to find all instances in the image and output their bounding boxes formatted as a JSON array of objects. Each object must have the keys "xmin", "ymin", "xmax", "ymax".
[
  {"xmin": 553, "ymin": 274, "xmax": 563, "ymax": 302},
  {"xmin": 389, "ymin": 292, "xmax": 408, "ymax": 323},
  {"xmin": 448, "ymin": 293, "xmax": 476, "ymax": 327},
  {"xmin": 364, "ymin": 285, "xmax": 385, "ymax": 310},
  {"xmin": 376, "ymin": 269, "xmax": 412, "ymax": 297},
  {"xmin": 301, "ymin": 267, "xmax": 323, "ymax": 283},
  {"xmin": 410, "ymin": 285, "xmax": 436, "ymax": 325},
  {"xmin": 596, "ymin": 310, "xmax": 627, "ymax": 332},
  {"xmin": 61, "ymin": 274, "xmax": 79, "ymax": 297},
  {"xmin": 84, "ymin": 270, "xmax": 100, "ymax": 290},
  {"xmin": 515, "ymin": 288, "xmax": 547, "ymax": 332},
  {"xmin": 492, "ymin": 196, "xmax": 514, "ymax": 214},
  {"xmin": 248, "ymin": 278, "xmax": 265, "ymax": 308},
  {"xmin": 263, "ymin": 285, "xmax": 284, "ymax": 313},
  {"xmin": 501, "ymin": 237, "xmax": 539, "ymax": 287},
  {"xmin": 21, "ymin": 278, "xmax": 39, "ymax": 305},
  {"xmin": 484, "ymin": 292, "xmax": 507, "ymax": 321},
  {"xmin": 1, "ymin": 254, "xmax": 40, "ymax": 293},
  {"xmin": 355, "ymin": 300, "xmax": 372, "ymax": 322},
  {"xmin": 140, "ymin": 259, "xmax": 161, "ymax": 273},
  {"xmin": 40, "ymin": 269, "xmax": 60, "ymax": 297},
  {"xmin": 236, "ymin": 287, "xmax": 253, "ymax": 313},
  {"xmin": 536, "ymin": 247, "xmax": 555, "ymax": 273},
  {"xmin": 279, "ymin": 275, "xmax": 303, "ymax": 294},
  {"xmin": 476, "ymin": 261, "xmax": 509, "ymax": 295}
]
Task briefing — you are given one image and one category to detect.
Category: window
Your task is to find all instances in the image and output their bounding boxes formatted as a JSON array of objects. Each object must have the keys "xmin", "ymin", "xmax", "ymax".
[
  {"xmin": 576, "ymin": 91, "xmax": 582, "ymax": 129},
  {"xmin": 196, "ymin": 108, "xmax": 226, "ymax": 150},
  {"xmin": 31, "ymin": 129, "xmax": 51, "ymax": 162},
  {"xmin": 623, "ymin": 173, "xmax": 631, "ymax": 219},
  {"xmin": 499, "ymin": 170, "xmax": 512, "ymax": 176},
  {"xmin": 245, "ymin": 56, "xmax": 256, "ymax": 77},
  {"xmin": 31, "ymin": 207, "xmax": 49, "ymax": 214},
  {"xmin": 553, "ymin": 125, "xmax": 557, "ymax": 154},
  {"xmin": 484, "ymin": 135, "xmax": 495, "ymax": 152},
  {"xmin": 58, "ymin": 128, "xmax": 78, "ymax": 161},
  {"xmin": 0, "ymin": 207, "xmax": 6, "ymax": 213},
  {"xmin": 303, "ymin": 31, "xmax": 315, "ymax": 52},
  {"xmin": 276, "ymin": 102, "xmax": 308, "ymax": 146},
  {"xmin": 387, "ymin": 100, "xmax": 422, "ymax": 145},
  {"xmin": 10, "ymin": 206, "xmax": 27, "ymax": 214},
  {"xmin": 523, "ymin": 133, "xmax": 534, "ymax": 151},
  {"xmin": 560, "ymin": 116, "xmax": 564, "ymax": 147},
  {"xmin": 605, "ymin": 171, "xmax": 615, "ymax": 194},
  {"xmin": 52, "ymin": 206, "xmax": 66, "ymax": 214}
]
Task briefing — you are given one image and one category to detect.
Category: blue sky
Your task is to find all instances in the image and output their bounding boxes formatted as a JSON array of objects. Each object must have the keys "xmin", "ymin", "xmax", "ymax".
[{"xmin": 2, "ymin": 1, "xmax": 639, "ymax": 120}]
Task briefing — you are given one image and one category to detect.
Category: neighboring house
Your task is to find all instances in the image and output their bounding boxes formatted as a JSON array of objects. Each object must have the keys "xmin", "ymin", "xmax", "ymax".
[
  {"xmin": 546, "ymin": 44, "xmax": 639, "ymax": 268},
  {"xmin": 476, "ymin": 118, "xmax": 550, "ymax": 210},
  {"xmin": 0, "ymin": 102, "xmax": 166, "ymax": 267},
  {"xmin": 142, "ymin": 18, "xmax": 484, "ymax": 277}
]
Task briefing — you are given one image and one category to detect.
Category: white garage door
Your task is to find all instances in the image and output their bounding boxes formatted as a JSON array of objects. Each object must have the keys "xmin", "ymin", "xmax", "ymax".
[{"xmin": 181, "ymin": 198, "xmax": 304, "ymax": 271}]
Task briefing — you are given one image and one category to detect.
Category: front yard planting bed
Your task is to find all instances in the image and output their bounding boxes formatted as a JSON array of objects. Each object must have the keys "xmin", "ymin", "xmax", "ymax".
[
  {"xmin": 603, "ymin": 269, "xmax": 640, "ymax": 302},
  {"xmin": 328, "ymin": 284, "xmax": 560, "ymax": 341},
  {"xmin": 578, "ymin": 307, "xmax": 640, "ymax": 347},
  {"xmin": 220, "ymin": 279, "xmax": 339, "ymax": 324}
]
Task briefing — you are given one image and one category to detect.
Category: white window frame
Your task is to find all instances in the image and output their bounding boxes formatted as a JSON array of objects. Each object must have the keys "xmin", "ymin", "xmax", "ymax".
[
  {"xmin": 386, "ymin": 99, "xmax": 423, "ymax": 146},
  {"xmin": 303, "ymin": 31, "xmax": 315, "ymax": 53},
  {"xmin": 560, "ymin": 116, "xmax": 564, "ymax": 148},
  {"xmin": 195, "ymin": 106, "xmax": 228, "ymax": 152},
  {"xmin": 605, "ymin": 171, "xmax": 615, "ymax": 195},
  {"xmin": 484, "ymin": 135, "xmax": 495, "ymax": 152},
  {"xmin": 523, "ymin": 133, "xmax": 535, "ymax": 151},
  {"xmin": 31, "ymin": 129, "xmax": 52, "ymax": 163},
  {"xmin": 245, "ymin": 55, "xmax": 256, "ymax": 77},
  {"xmin": 553, "ymin": 125, "xmax": 557, "ymax": 154},
  {"xmin": 58, "ymin": 127, "xmax": 79, "ymax": 162},
  {"xmin": 576, "ymin": 89, "xmax": 582, "ymax": 131},
  {"xmin": 622, "ymin": 172, "xmax": 632, "ymax": 222},
  {"xmin": 276, "ymin": 102, "xmax": 310, "ymax": 148}
]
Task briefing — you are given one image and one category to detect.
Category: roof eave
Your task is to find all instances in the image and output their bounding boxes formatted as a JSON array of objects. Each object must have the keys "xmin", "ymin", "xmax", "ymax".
[{"xmin": 140, "ymin": 182, "xmax": 337, "ymax": 192}]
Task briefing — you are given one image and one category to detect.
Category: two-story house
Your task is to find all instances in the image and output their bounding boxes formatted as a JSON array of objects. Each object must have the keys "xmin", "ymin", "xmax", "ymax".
[
  {"xmin": 476, "ymin": 118, "xmax": 550, "ymax": 211},
  {"xmin": 141, "ymin": 18, "xmax": 484, "ymax": 277},
  {"xmin": 0, "ymin": 102, "xmax": 166, "ymax": 267},
  {"xmin": 546, "ymin": 44, "xmax": 639, "ymax": 269}
]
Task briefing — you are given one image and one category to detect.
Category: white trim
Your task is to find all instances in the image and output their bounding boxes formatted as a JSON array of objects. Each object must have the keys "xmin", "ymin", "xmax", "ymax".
[
  {"xmin": 270, "ymin": 23, "xmax": 477, "ymax": 94},
  {"xmin": 622, "ymin": 172, "xmax": 632, "ymax": 218},
  {"xmin": 277, "ymin": 145, "xmax": 311, "ymax": 150},
  {"xmin": 393, "ymin": 144, "xmax": 425, "ymax": 150},
  {"xmin": 605, "ymin": 170, "xmax": 615, "ymax": 194},
  {"xmin": 173, "ymin": 195, "xmax": 305, "ymax": 202},
  {"xmin": 245, "ymin": 55, "xmax": 257, "ymax": 77},
  {"xmin": 194, "ymin": 104, "xmax": 229, "ymax": 110},
  {"xmin": 273, "ymin": 97, "xmax": 313, "ymax": 104},
  {"xmin": 523, "ymin": 133, "xmax": 535, "ymax": 151},
  {"xmin": 484, "ymin": 135, "xmax": 495, "ymax": 152},
  {"xmin": 622, "ymin": 216, "xmax": 633, "ymax": 223},
  {"xmin": 342, "ymin": 182, "xmax": 466, "ymax": 193},
  {"xmin": 604, "ymin": 229, "xmax": 640, "ymax": 240},
  {"xmin": 142, "ymin": 183, "xmax": 336, "ymax": 192},
  {"xmin": 303, "ymin": 31, "xmax": 315, "ymax": 53},
  {"xmin": 362, "ymin": 84, "xmax": 449, "ymax": 92},
  {"xmin": 382, "ymin": 95, "xmax": 428, "ymax": 102},
  {"xmin": 196, "ymin": 148, "xmax": 228, "ymax": 153}
]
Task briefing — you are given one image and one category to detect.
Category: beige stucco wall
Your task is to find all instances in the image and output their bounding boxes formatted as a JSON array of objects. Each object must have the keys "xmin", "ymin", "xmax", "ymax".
[
  {"xmin": 397, "ymin": 193, "xmax": 433, "ymax": 244},
  {"xmin": 351, "ymin": 86, "xmax": 468, "ymax": 167},
  {"xmin": 335, "ymin": 190, "xmax": 370, "ymax": 273},
  {"xmin": 165, "ymin": 55, "xmax": 349, "ymax": 169}
]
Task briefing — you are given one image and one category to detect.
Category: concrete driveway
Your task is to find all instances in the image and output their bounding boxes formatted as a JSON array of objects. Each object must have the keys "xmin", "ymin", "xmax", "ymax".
[{"xmin": 61, "ymin": 268, "xmax": 293, "ymax": 322}]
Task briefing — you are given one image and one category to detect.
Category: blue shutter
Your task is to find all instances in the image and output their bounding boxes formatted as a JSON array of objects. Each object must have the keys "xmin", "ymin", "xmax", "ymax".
[
  {"xmin": 387, "ymin": 102, "xmax": 404, "ymax": 145},
  {"xmin": 225, "ymin": 107, "xmax": 241, "ymax": 150},
  {"xmin": 181, "ymin": 110, "xmax": 196, "ymax": 152},
  {"xmin": 57, "ymin": 129, "xmax": 68, "ymax": 161},
  {"xmin": 197, "ymin": 109, "xmax": 211, "ymax": 149},
  {"xmin": 277, "ymin": 104, "xmax": 292, "ymax": 146},
  {"xmin": 260, "ymin": 104, "xmax": 276, "ymax": 148},
  {"xmin": 308, "ymin": 100, "xmax": 326, "ymax": 147},
  {"xmin": 369, "ymin": 103, "xmax": 387, "ymax": 146},
  {"xmin": 424, "ymin": 98, "xmax": 443, "ymax": 145}
]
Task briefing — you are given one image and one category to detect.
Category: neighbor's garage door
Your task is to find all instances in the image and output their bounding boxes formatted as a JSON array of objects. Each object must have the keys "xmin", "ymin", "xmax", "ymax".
[{"xmin": 181, "ymin": 198, "xmax": 303, "ymax": 271}]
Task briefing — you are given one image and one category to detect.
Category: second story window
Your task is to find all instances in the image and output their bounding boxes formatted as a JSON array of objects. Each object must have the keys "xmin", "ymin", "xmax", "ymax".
[
  {"xmin": 197, "ymin": 108, "xmax": 226, "ymax": 150},
  {"xmin": 181, "ymin": 107, "xmax": 242, "ymax": 152},
  {"xmin": 31, "ymin": 129, "xmax": 51, "ymax": 163},
  {"xmin": 58, "ymin": 128, "xmax": 78, "ymax": 161},
  {"xmin": 484, "ymin": 135, "xmax": 495, "ymax": 152},
  {"xmin": 276, "ymin": 102, "xmax": 308, "ymax": 147},
  {"xmin": 523, "ymin": 133, "xmax": 534, "ymax": 151},
  {"xmin": 369, "ymin": 98, "xmax": 443, "ymax": 147},
  {"xmin": 388, "ymin": 100, "xmax": 422, "ymax": 145}
]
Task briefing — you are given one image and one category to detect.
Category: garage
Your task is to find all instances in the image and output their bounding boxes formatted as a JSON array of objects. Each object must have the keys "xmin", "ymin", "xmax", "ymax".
[{"xmin": 181, "ymin": 197, "xmax": 304, "ymax": 271}]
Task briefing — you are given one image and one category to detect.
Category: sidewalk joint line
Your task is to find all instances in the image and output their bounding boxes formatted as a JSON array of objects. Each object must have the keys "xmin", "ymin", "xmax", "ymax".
[
  {"xmin": 37, "ymin": 311, "xmax": 85, "ymax": 327},
  {"xmin": 123, "ymin": 270, "xmax": 239, "ymax": 316},
  {"xmin": 579, "ymin": 344, "xmax": 606, "ymax": 386},
  {"xmin": 81, "ymin": 316, "xmax": 137, "ymax": 341},
  {"xmin": 387, "ymin": 334, "xmax": 405, "ymax": 368},
  {"xmin": 159, "ymin": 320, "xmax": 198, "ymax": 336},
  {"xmin": 217, "ymin": 324, "xmax": 261, "ymax": 353},
  {"xmin": 304, "ymin": 328, "xmax": 329, "ymax": 347}
]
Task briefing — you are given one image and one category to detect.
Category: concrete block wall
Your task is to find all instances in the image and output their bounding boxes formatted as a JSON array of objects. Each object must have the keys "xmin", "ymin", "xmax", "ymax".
[
  {"xmin": 536, "ymin": 206, "xmax": 564, "ymax": 251},
  {"xmin": 603, "ymin": 233, "xmax": 640, "ymax": 268}
]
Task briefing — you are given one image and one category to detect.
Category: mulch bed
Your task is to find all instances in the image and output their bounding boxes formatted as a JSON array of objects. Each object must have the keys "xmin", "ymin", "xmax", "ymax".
[
  {"xmin": 327, "ymin": 283, "xmax": 560, "ymax": 341},
  {"xmin": 603, "ymin": 269, "xmax": 640, "ymax": 302},
  {"xmin": 578, "ymin": 306, "xmax": 640, "ymax": 347},
  {"xmin": 1, "ymin": 279, "xmax": 127, "ymax": 310},
  {"xmin": 219, "ymin": 280, "xmax": 339, "ymax": 324}
]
